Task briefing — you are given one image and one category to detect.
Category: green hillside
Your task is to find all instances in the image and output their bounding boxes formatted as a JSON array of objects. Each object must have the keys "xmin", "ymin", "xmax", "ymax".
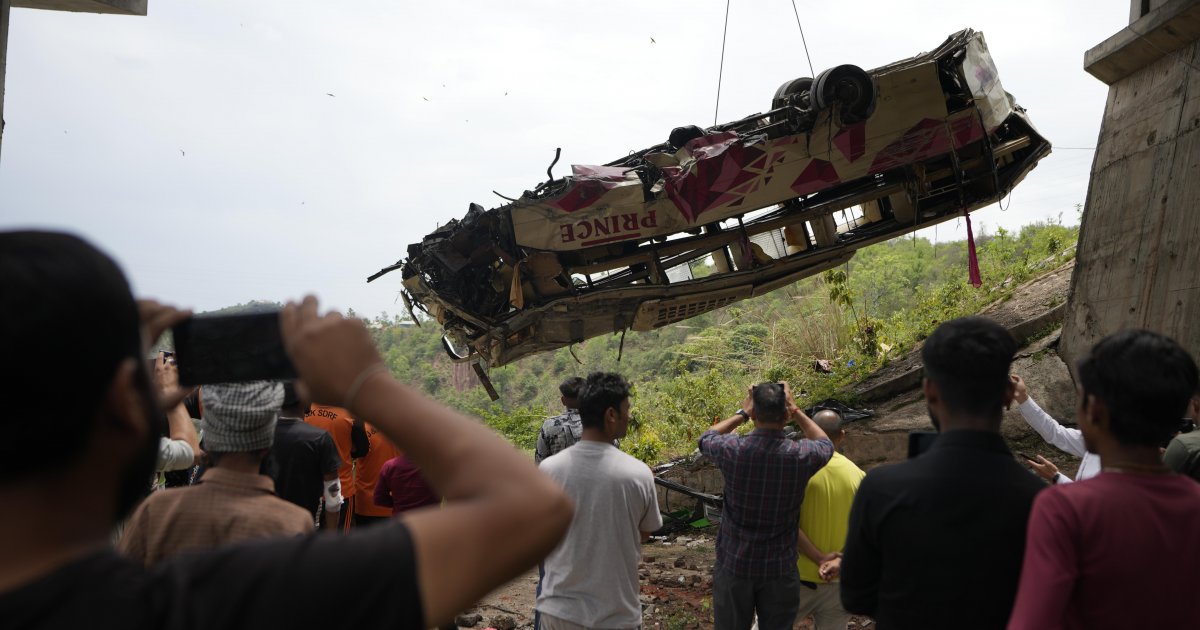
[{"xmin": 369, "ymin": 215, "xmax": 1078, "ymax": 464}]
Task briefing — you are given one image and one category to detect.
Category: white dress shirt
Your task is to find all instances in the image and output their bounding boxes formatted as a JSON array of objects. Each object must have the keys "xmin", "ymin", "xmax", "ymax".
[{"xmin": 1017, "ymin": 397, "xmax": 1101, "ymax": 483}]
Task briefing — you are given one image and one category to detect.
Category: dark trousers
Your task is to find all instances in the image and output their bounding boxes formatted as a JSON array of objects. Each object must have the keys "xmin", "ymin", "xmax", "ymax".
[
  {"xmin": 354, "ymin": 514, "xmax": 391, "ymax": 528},
  {"xmin": 534, "ymin": 563, "xmax": 545, "ymax": 630},
  {"xmin": 319, "ymin": 501, "xmax": 355, "ymax": 530},
  {"xmin": 712, "ymin": 566, "xmax": 801, "ymax": 630}
]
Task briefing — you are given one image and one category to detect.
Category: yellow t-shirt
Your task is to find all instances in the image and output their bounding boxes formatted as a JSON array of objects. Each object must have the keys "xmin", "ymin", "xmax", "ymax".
[{"xmin": 797, "ymin": 451, "xmax": 866, "ymax": 583}]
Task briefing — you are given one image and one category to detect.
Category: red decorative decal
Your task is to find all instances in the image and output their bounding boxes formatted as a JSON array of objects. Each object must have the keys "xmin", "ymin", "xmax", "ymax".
[
  {"xmin": 547, "ymin": 164, "xmax": 637, "ymax": 213},
  {"xmin": 789, "ymin": 159, "xmax": 841, "ymax": 197},
  {"xmin": 868, "ymin": 116, "xmax": 986, "ymax": 175},
  {"xmin": 663, "ymin": 132, "xmax": 770, "ymax": 222},
  {"xmin": 951, "ymin": 115, "xmax": 984, "ymax": 148},
  {"xmin": 833, "ymin": 122, "xmax": 868, "ymax": 163}
]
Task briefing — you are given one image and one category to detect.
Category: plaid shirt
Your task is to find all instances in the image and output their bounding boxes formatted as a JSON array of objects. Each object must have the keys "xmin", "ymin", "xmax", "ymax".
[{"xmin": 700, "ymin": 428, "xmax": 834, "ymax": 578}]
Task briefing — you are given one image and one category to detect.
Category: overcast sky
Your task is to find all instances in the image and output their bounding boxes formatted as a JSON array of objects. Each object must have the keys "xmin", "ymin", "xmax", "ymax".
[{"xmin": 1, "ymin": 1, "xmax": 1128, "ymax": 318}]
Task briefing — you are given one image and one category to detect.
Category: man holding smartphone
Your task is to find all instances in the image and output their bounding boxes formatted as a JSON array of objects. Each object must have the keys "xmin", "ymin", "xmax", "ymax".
[
  {"xmin": 0, "ymin": 231, "xmax": 573, "ymax": 630},
  {"xmin": 699, "ymin": 382, "xmax": 833, "ymax": 630},
  {"xmin": 1010, "ymin": 373, "xmax": 1100, "ymax": 484}
]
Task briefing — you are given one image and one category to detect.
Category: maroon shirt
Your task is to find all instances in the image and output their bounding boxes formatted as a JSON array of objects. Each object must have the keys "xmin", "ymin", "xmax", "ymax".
[
  {"xmin": 1009, "ymin": 471, "xmax": 1200, "ymax": 629},
  {"xmin": 374, "ymin": 455, "xmax": 440, "ymax": 515}
]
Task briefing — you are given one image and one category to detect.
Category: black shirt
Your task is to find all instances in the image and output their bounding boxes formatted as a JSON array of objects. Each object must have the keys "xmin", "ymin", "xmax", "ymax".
[
  {"xmin": 840, "ymin": 430, "xmax": 1044, "ymax": 630},
  {"xmin": 266, "ymin": 417, "xmax": 342, "ymax": 515},
  {"xmin": 0, "ymin": 521, "xmax": 422, "ymax": 629}
]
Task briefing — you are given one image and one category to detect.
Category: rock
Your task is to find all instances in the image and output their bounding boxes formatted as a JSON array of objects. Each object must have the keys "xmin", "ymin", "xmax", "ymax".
[
  {"xmin": 455, "ymin": 614, "xmax": 484, "ymax": 628},
  {"xmin": 644, "ymin": 605, "xmax": 656, "ymax": 616},
  {"xmin": 688, "ymin": 563, "xmax": 698, "ymax": 570},
  {"xmin": 673, "ymin": 557, "xmax": 686, "ymax": 568},
  {"xmin": 643, "ymin": 556, "xmax": 656, "ymax": 563},
  {"xmin": 813, "ymin": 359, "xmax": 833, "ymax": 373},
  {"xmin": 491, "ymin": 615, "xmax": 516, "ymax": 630},
  {"xmin": 690, "ymin": 574, "xmax": 701, "ymax": 584}
]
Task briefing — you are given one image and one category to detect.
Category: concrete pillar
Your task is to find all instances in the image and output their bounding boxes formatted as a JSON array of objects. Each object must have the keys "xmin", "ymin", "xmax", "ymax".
[
  {"xmin": 1, "ymin": 0, "xmax": 10, "ymax": 163},
  {"xmin": 1059, "ymin": 0, "xmax": 1200, "ymax": 371}
]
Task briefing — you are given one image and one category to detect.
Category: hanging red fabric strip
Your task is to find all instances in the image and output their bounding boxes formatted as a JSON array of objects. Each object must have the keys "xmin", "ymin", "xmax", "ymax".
[{"xmin": 964, "ymin": 210, "xmax": 982, "ymax": 288}]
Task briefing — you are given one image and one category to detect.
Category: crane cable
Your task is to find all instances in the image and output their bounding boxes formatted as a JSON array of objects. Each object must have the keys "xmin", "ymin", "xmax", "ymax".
[
  {"xmin": 714, "ymin": 0, "xmax": 732, "ymax": 125},
  {"xmin": 789, "ymin": 0, "xmax": 816, "ymax": 78}
]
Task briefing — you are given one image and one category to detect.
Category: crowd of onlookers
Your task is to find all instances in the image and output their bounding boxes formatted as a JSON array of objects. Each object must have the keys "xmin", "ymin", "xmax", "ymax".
[{"xmin": 1, "ymin": 230, "xmax": 1198, "ymax": 630}]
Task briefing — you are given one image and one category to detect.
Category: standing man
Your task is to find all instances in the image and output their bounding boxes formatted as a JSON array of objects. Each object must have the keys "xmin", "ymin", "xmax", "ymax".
[
  {"xmin": 700, "ymin": 382, "xmax": 833, "ymax": 630},
  {"xmin": 1010, "ymin": 374, "xmax": 1100, "ymax": 484},
  {"xmin": 305, "ymin": 403, "xmax": 368, "ymax": 529},
  {"xmin": 0, "ymin": 231, "xmax": 572, "ymax": 630},
  {"xmin": 536, "ymin": 372, "xmax": 662, "ymax": 630},
  {"xmin": 152, "ymin": 353, "xmax": 202, "ymax": 476},
  {"xmin": 1009, "ymin": 330, "xmax": 1200, "ymax": 628},
  {"xmin": 840, "ymin": 317, "xmax": 1044, "ymax": 629},
  {"xmin": 354, "ymin": 422, "xmax": 400, "ymax": 527},
  {"xmin": 267, "ymin": 382, "xmax": 342, "ymax": 529},
  {"xmin": 793, "ymin": 409, "xmax": 864, "ymax": 630},
  {"xmin": 119, "ymin": 381, "xmax": 313, "ymax": 565},
  {"xmin": 535, "ymin": 376, "xmax": 586, "ymax": 464},
  {"xmin": 374, "ymin": 453, "xmax": 440, "ymax": 516}
]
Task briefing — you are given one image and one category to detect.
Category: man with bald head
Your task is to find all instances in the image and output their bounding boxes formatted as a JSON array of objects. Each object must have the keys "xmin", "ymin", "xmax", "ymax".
[{"xmin": 792, "ymin": 409, "xmax": 864, "ymax": 629}]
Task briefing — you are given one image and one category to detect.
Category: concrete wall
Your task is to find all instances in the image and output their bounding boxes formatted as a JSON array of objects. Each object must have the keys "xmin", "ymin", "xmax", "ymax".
[
  {"xmin": 10, "ymin": 0, "xmax": 145, "ymax": 15},
  {"xmin": 1059, "ymin": 1, "xmax": 1200, "ymax": 369}
]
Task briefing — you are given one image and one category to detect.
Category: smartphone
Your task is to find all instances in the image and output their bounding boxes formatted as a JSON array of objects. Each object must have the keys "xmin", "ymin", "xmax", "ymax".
[
  {"xmin": 173, "ymin": 311, "xmax": 297, "ymax": 386},
  {"xmin": 907, "ymin": 431, "xmax": 938, "ymax": 459}
]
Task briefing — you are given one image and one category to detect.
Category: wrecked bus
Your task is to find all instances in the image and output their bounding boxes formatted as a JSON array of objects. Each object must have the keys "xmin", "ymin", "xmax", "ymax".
[{"xmin": 370, "ymin": 29, "xmax": 1051, "ymax": 394}]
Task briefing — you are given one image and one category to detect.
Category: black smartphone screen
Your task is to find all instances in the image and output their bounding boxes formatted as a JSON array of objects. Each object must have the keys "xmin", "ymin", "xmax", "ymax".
[
  {"xmin": 907, "ymin": 431, "xmax": 938, "ymax": 459},
  {"xmin": 173, "ymin": 311, "xmax": 297, "ymax": 386}
]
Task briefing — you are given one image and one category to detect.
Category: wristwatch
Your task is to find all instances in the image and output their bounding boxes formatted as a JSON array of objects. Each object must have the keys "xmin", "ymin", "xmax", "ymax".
[{"xmin": 734, "ymin": 409, "xmax": 750, "ymax": 421}]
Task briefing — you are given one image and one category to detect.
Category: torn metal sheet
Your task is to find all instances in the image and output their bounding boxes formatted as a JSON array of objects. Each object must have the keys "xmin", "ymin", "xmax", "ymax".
[{"xmin": 370, "ymin": 29, "xmax": 1051, "ymax": 379}]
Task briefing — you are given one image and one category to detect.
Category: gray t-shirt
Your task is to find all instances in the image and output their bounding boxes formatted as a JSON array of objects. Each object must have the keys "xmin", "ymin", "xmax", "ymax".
[{"xmin": 537, "ymin": 441, "xmax": 662, "ymax": 628}]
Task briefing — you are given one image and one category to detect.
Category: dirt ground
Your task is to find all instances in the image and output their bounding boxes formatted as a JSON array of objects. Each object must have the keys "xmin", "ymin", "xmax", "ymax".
[{"xmin": 464, "ymin": 530, "xmax": 875, "ymax": 630}]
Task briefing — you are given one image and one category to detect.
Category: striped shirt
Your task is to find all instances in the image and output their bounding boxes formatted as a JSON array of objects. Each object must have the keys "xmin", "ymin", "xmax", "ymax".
[{"xmin": 700, "ymin": 428, "xmax": 833, "ymax": 577}]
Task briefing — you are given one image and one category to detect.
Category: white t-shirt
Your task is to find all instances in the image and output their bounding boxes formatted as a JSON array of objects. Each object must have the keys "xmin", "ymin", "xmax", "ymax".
[
  {"xmin": 156, "ymin": 438, "xmax": 194, "ymax": 472},
  {"xmin": 537, "ymin": 441, "xmax": 662, "ymax": 629}
]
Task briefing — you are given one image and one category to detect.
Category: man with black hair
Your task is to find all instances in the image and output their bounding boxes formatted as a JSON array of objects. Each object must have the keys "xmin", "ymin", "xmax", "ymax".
[
  {"xmin": 266, "ymin": 382, "xmax": 342, "ymax": 528},
  {"xmin": 152, "ymin": 353, "xmax": 203, "ymax": 477},
  {"xmin": 840, "ymin": 316, "xmax": 1044, "ymax": 629},
  {"xmin": 535, "ymin": 376, "xmax": 586, "ymax": 464},
  {"xmin": 0, "ymin": 231, "xmax": 572, "ymax": 630},
  {"xmin": 1009, "ymin": 329, "xmax": 1200, "ymax": 628},
  {"xmin": 305, "ymin": 403, "xmax": 368, "ymax": 531},
  {"xmin": 700, "ymin": 381, "xmax": 833, "ymax": 630},
  {"xmin": 536, "ymin": 372, "xmax": 662, "ymax": 630}
]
